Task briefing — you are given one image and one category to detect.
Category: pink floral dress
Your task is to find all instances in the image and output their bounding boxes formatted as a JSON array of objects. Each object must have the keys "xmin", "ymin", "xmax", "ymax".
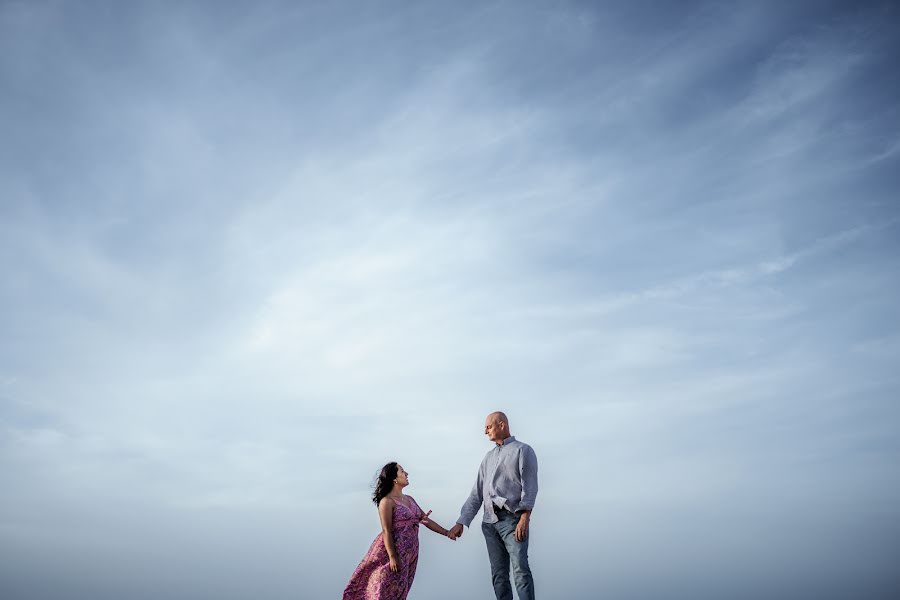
[{"xmin": 343, "ymin": 496, "xmax": 423, "ymax": 600}]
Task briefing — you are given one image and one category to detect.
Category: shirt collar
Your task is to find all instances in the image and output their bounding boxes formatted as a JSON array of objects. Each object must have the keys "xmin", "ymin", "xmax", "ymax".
[{"xmin": 496, "ymin": 435, "xmax": 516, "ymax": 447}]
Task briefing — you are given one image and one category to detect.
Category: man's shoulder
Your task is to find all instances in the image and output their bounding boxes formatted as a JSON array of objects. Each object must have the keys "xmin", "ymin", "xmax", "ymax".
[
  {"xmin": 507, "ymin": 438, "xmax": 535, "ymax": 453},
  {"xmin": 517, "ymin": 440, "xmax": 539, "ymax": 458}
]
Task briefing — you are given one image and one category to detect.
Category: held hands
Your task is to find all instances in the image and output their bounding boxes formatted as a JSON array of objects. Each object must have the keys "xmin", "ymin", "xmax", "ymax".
[{"xmin": 421, "ymin": 509, "xmax": 459, "ymax": 541}]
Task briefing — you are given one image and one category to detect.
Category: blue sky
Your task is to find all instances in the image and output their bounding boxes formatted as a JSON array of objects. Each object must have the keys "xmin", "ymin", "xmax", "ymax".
[{"xmin": 2, "ymin": 1, "xmax": 899, "ymax": 598}]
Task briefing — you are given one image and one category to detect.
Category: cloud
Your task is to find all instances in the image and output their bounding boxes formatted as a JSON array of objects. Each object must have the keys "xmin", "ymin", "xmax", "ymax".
[{"xmin": 2, "ymin": 1, "xmax": 900, "ymax": 598}]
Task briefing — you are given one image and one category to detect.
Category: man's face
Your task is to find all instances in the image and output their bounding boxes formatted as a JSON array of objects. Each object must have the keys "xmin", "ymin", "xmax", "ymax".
[{"xmin": 484, "ymin": 416, "xmax": 505, "ymax": 442}]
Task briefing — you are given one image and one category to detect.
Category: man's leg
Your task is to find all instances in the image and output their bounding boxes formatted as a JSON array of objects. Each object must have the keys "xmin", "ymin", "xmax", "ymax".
[
  {"xmin": 482, "ymin": 520, "xmax": 513, "ymax": 600},
  {"xmin": 496, "ymin": 511, "xmax": 535, "ymax": 600}
]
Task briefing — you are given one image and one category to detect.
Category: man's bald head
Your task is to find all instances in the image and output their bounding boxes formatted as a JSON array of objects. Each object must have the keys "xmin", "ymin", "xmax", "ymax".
[
  {"xmin": 488, "ymin": 411, "xmax": 508, "ymax": 424},
  {"xmin": 484, "ymin": 411, "xmax": 512, "ymax": 444}
]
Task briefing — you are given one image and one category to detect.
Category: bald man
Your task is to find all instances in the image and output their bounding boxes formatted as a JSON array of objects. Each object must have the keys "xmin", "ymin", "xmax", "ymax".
[{"xmin": 448, "ymin": 412, "xmax": 538, "ymax": 600}]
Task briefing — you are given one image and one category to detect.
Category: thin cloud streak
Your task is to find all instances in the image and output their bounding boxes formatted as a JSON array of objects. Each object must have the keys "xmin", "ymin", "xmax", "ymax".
[{"xmin": 2, "ymin": 1, "xmax": 900, "ymax": 599}]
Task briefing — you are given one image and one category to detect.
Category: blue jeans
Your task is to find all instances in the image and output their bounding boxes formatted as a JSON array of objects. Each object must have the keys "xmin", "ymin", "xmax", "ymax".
[{"xmin": 481, "ymin": 509, "xmax": 535, "ymax": 600}]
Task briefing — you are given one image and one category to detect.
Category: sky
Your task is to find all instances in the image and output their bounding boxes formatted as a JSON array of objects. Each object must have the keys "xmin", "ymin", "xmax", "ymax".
[{"xmin": 1, "ymin": 1, "xmax": 899, "ymax": 598}]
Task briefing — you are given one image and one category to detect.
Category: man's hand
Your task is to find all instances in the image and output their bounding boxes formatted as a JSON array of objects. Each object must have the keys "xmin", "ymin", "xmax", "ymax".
[
  {"xmin": 448, "ymin": 523, "xmax": 464, "ymax": 540},
  {"xmin": 515, "ymin": 514, "xmax": 530, "ymax": 541}
]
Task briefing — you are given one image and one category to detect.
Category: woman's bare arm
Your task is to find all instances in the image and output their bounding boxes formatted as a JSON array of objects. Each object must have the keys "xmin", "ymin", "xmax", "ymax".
[
  {"xmin": 423, "ymin": 517, "xmax": 452, "ymax": 537},
  {"xmin": 378, "ymin": 498, "xmax": 400, "ymax": 571},
  {"xmin": 416, "ymin": 503, "xmax": 453, "ymax": 538}
]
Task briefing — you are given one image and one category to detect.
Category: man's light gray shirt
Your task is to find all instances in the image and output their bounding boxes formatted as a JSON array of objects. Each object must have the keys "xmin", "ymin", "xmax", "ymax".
[{"xmin": 457, "ymin": 436, "xmax": 538, "ymax": 526}]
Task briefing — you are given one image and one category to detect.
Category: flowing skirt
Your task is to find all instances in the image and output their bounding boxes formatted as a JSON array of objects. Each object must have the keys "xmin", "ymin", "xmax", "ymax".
[{"xmin": 343, "ymin": 523, "xmax": 420, "ymax": 600}]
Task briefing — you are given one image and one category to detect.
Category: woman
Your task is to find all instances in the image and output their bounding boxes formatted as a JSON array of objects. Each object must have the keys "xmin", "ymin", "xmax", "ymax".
[{"xmin": 343, "ymin": 462, "xmax": 455, "ymax": 599}]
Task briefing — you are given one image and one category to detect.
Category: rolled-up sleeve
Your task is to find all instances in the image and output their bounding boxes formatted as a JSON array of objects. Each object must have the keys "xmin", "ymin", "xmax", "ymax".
[{"xmin": 518, "ymin": 445, "xmax": 538, "ymax": 511}]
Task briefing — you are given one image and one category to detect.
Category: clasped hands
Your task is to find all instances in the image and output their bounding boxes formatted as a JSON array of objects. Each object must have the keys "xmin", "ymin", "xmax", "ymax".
[
  {"xmin": 441, "ymin": 515, "xmax": 529, "ymax": 542},
  {"xmin": 419, "ymin": 510, "xmax": 461, "ymax": 540}
]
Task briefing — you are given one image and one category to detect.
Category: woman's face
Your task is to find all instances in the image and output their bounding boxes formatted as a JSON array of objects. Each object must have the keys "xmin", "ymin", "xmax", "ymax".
[{"xmin": 395, "ymin": 465, "xmax": 409, "ymax": 487}]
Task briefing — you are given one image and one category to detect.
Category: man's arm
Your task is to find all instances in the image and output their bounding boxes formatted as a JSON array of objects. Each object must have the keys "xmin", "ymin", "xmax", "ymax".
[
  {"xmin": 515, "ymin": 445, "xmax": 538, "ymax": 541},
  {"xmin": 449, "ymin": 460, "xmax": 486, "ymax": 539},
  {"xmin": 519, "ymin": 445, "xmax": 538, "ymax": 510}
]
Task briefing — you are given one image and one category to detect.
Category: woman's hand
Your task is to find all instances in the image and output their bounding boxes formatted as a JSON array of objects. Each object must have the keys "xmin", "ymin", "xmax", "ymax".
[{"xmin": 389, "ymin": 554, "xmax": 400, "ymax": 573}]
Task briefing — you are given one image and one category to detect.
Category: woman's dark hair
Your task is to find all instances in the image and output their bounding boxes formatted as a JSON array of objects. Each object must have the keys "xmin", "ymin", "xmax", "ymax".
[{"xmin": 372, "ymin": 461, "xmax": 399, "ymax": 505}]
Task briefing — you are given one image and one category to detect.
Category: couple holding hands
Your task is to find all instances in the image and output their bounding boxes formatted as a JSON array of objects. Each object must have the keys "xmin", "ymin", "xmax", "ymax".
[{"xmin": 342, "ymin": 412, "xmax": 538, "ymax": 600}]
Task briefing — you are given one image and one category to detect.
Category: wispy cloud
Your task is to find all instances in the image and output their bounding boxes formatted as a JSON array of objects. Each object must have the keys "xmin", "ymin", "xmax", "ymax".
[{"xmin": 2, "ymin": 1, "xmax": 899, "ymax": 599}]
